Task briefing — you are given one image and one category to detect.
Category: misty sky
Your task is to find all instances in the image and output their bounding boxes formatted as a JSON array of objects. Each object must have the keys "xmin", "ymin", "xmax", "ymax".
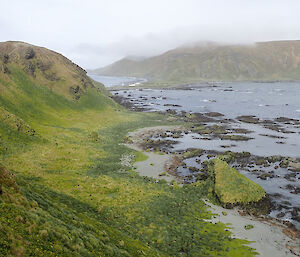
[{"xmin": 1, "ymin": 0, "xmax": 300, "ymax": 69}]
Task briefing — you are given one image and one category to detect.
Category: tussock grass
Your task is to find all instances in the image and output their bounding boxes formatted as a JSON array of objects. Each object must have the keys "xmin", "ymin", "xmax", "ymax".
[
  {"xmin": 0, "ymin": 42, "xmax": 258, "ymax": 256},
  {"xmin": 209, "ymin": 159, "xmax": 265, "ymax": 205}
]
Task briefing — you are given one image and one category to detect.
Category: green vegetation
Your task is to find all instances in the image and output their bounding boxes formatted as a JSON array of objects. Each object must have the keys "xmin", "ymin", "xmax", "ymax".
[
  {"xmin": 93, "ymin": 40, "xmax": 300, "ymax": 87},
  {"xmin": 182, "ymin": 149, "xmax": 203, "ymax": 159},
  {"xmin": 0, "ymin": 165, "xmax": 160, "ymax": 257},
  {"xmin": 208, "ymin": 159, "xmax": 265, "ymax": 205},
  {"xmin": 244, "ymin": 225, "xmax": 254, "ymax": 230},
  {"xmin": 0, "ymin": 42, "xmax": 258, "ymax": 256},
  {"xmin": 132, "ymin": 151, "xmax": 148, "ymax": 163}
]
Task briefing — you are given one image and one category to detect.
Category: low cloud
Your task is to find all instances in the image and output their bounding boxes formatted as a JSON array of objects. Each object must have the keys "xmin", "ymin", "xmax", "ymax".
[{"xmin": 1, "ymin": 0, "xmax": 300, "ymax": 69}]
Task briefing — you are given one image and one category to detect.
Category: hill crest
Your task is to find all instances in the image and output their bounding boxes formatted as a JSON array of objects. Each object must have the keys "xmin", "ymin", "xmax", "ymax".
[
  {"xmin": 92, "ymin": 40, "xmax": 300, "ymax": 84},
  {"xmin": 0, "ymin": 41, "xmax": 94, "ymax": 99}
]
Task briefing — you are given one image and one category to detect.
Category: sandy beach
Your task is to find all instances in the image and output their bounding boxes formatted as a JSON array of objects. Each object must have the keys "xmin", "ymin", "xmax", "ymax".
[
  {"xmin": 126, "ymin": 125, "xmax": 300, "ymax": 257},
  {"xmin": 125, "ymin": 125, "xmax": 184, "ymax": 182},
  {"xmin": 206, "ymin": 201, "xmax": 299, "ymax": 257}
]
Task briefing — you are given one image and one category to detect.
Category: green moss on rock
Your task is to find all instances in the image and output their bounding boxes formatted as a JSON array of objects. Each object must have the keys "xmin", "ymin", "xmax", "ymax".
[{"xmin": 208, "ymin": 158, "xmax": 265, "ymax": 205}]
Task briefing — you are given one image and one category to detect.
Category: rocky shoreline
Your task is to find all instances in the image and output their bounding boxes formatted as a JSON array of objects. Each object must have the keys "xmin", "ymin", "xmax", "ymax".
[
  {"xmin": 114, "ymin": 86, "xmax": 300, "ymax": 225},
  {"xmin": 129, "ymin": 124, "xmax": 300, "ymax": 225},
  {"xmin": 114, "ymin": 83, "xmax": 300, "ymax": 255},
  {"xmin": 125, "ymin": 125, "xmax": 300, "ymax": 256}
]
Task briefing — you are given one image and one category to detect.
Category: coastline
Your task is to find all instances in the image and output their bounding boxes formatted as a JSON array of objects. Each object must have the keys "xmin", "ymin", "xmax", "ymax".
[
  {"xmin": 125, "ymin": 125, "xmax": 184, "ymax": 183},
  {"xmin": 100, "ymin": 78, "xmax": 300, "ymax": 91},
  {"xmin": 126, "ymin": 125, "xmax": 300, "ymax": 257}
]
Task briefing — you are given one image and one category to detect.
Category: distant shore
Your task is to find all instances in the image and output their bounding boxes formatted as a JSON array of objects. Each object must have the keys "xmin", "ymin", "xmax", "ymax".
[{"xmin": 89, "ymin": 73, "xmax": 300, "ymax": 91}]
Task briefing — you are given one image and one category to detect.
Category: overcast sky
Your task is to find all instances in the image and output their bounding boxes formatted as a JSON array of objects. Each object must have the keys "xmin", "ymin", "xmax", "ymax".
[{"xmin": 1, "ymin": 0, "xmax": 300, "ymax": 69}]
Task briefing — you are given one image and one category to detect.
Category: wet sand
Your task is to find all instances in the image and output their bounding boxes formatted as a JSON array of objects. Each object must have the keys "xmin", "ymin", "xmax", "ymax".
[
  {"xmin": 206, "ymin": 201, "xmax": 300, "ymax": 257},
  {"xmin": 125, "ymin": 125, "xmax": 183, "ymax": 182}
]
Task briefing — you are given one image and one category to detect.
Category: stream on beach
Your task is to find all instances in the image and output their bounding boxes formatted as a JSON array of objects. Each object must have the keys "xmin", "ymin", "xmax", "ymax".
[{"xmin": 91, "ymin": 76, "xmax": 300, "ymax": 229}]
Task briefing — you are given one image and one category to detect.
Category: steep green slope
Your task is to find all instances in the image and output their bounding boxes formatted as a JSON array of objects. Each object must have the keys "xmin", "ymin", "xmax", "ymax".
[
  {"xmin": 0, "ymin": 41, "xmax": 162, "ymax": 256},
  {"xmin": 94, "ymin": 40, "xmax": 300, "ymax": 85},
  {"xmin": 0, "ymin": 41, "xmax": 257, "ymax": 256}
]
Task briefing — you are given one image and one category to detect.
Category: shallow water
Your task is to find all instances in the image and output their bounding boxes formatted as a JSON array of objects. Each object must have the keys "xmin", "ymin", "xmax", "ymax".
[
  {"xmin": 162, "ymin": 123, "xmax": 300, "ymax": 158},
  {"xmin": 88, "ymin": 74, "xmax": 147, "ymax": 87},
  {"xmin": 114, "ymin": 82, "xmax": 300, "ymax": 158},
  {"xmin": 176, "ymin": 153, "xmax": 300, "ymax": 226},
  {"xmin": 115, "ymin": 82, "xmax": 300, "ymax": 119}
]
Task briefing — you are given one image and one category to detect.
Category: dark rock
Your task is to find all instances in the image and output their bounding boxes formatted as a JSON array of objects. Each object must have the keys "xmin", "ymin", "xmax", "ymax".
[
  {"xmin": 232, "ymin": 128, "xmax": 252, "ymax": 134},
  {"xmin": 276, "ymin": 212, "xmax": 285, "ymax": 218},
  {"xmin": 192, "ymin": 113, "xmax": 215, "ymax": 122},
  {"xmin": 263, "ymin": 124, "xmax": 291, "ymax": 133},
  {"xmin": 285, "ymin": 184, "xmax": 300, "ymax": 194},
  {"xmin": 291, "ymin": 207, "xmax": 299, "ymax": 217},
  {"xmin": 255, "ymin": 158, "xmax": 268, "ymax": 166},
  {"xmin": 69, "ymin": 85, "xmax": 82, "ymax": 100},
  {"xmin": 259, "ymin": 134, "xmax": 287, "ymax": 139},
  {"xmin": 36, "ymin": 60, "xmax": 51, "ymax": 71},
  {"xmin": 219, "ymin": 134, "xmax": 253, "ymax": 141},
  {"xmin": 279, "ymin": 160, "xmax": 289, "ymax": 168},
  {"xmin": 267, "ymin": 156, "xmax": 282, "ymax": 163},
  {"xmin": 275, "ymin": 117, "xmax": 300, "ymax": 124},
  {"xmin": 257, "ymin": 172, "xmax": 274, "ymax": 180},
  {"xmin": 270, "ymin": 193, "xmax": 282, "ymax": 198},
  {"xmin": 196, "ymin": 173, "xmax": 208, "ymax": 180},
  {"xmin": 166, "ymin": 109, "xmax": 177, "ymax": 115},
  {"xmin": 163, "ymin": 104, "xmax": 182, "ymax": 107},
  {"xmin": 275, "ymin": 117, "xmax": 292, "ymax": 123},
  {"xmin": 237, "ymin": 115, "xmax": 259, "ymax": 124},
  {"xmin": 205, "ymin": 112, "xmax": 224, "ymax": 117},
  {"xmin": 188, "ymin": 166, "xmax": 199, "ymax": 172},
  {"xmin": 24, "ymin": 48, "xmax": 35, "ymax": 59},
  {"xmin": 2, "ymin": 54, "xmax": 9, "ymax": 64},
  {"xmin": 281, "ymin": 201, "xmax": 291, "ymax": 206},
  {"xmin": 25, "ymin": 61, "xmax": 35, "ymax": 76},
  {"xmin": 289, "ymin": 161, "xmax": 300, "ymax": 172},
  {"xmin": 292, "ymin": 215, "xmax": 300, "ymax": 222}
]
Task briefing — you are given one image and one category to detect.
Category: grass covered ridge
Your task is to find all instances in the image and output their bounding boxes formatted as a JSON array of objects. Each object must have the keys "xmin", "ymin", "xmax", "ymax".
[
  {"xmin": 94, "ymin": 40, "xmax": 300, "ymax": 86},
  {"xmin": 209, "ymin": 159, "xmax": 265, "ymax": 205}
]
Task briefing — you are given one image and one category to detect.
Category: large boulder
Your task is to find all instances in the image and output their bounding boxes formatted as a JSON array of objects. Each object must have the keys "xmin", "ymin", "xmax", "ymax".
[{"xmin": 208, "ymin": 158, "xmax": 265, "ymax": 205}]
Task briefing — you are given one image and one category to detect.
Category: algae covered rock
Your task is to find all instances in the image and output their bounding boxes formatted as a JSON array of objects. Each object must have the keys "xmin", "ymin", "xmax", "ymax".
[{"xmin": 208, "ymin": 158, "xmax": 265, "ymax": 205}]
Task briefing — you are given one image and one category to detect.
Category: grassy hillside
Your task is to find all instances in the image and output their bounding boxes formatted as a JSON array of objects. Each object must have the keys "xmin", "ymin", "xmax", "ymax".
[
  {"xmin": 93, "ymin": 40, "xmax": 300, "ymax": 85},
  {"xmin": 0, "ymin": 41, "xmax": 257, "ymax": 256}
]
